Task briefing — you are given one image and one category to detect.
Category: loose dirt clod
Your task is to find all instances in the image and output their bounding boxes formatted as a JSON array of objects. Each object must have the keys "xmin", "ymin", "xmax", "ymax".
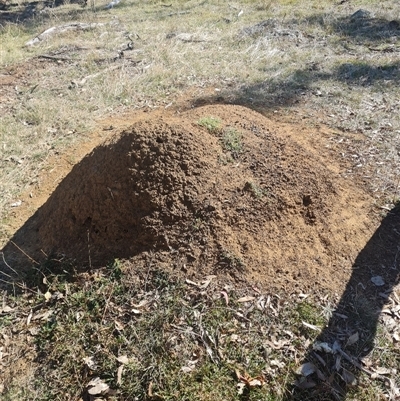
[{"xmin": 2, "ymin": 105, "xmax": 375, "ymax": 293}]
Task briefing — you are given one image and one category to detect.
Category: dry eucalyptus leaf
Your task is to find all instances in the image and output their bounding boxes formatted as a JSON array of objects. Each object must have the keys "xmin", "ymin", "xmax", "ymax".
[
  {"xmin": 248, "ymin": 378, "xmax": 263, "ymax": 386},
  {"xmin": 237, "ymin": 296, "xmax": 255, "ymax": 303},
  {"xmin": 296, "ymin": 362, "xmax": 316, "ymax": 377},
  {"xmin": 115, "ymin": 321, "xmax": 124, "ymax": 331},
  {"xmin": 346, "ymin": 332, "xmax": 359, "ymax": 347},
  {"xmin": 87, "ymin": 377, "xmax": 109, "ymax": 395},
  {"xmin": 117, "ymin": 355, "xmax": 130, "ymax": 364},
  {"xmin": 26, "ymin": 311, "xmax": 33, "ymax": 326},
  {"xmin": 84, "ymin": 356, "xmax": 97, "ymax": 370},
  {"xmin": 269, "ymin": 359, "xmax": 285, "ymax": 368},
  {"xmin": 302, "ymin": 321, "xmax": 321, "ymax": 332},
  {"xmin": 221, "ymin": 291, "xmax": 229, "ymax": 306},
  {"xmin": 117, "ymin": 365, "xmax": 124, "ymax": 385},
  {"xmin": 374, "ymin": 367, "xmax": 391, "ymax": 375},
  {"xmin": 317, "ymin": 369, "xmax": 327, "ymax": 381},
  {"xmin": 294, "ymin": 377, "xmax": 316, "ymax": 389},
  {"xmin": 313, "ymin": 342, "xmax": 333, "ymax": 354},
  {"xmin": 341, "ymin": 369, "xmax": 357, "ymax": 385},
  {"xmin": 131, "ymin": 299, "xmax": 150, "ymax": 309},
  {"xmin": 371, "ymin": 276, "xmax": 385, "ymax": 286},
  {"xmin": 185, "ymin": 278, "xmax": 200, "ymax": 287}
]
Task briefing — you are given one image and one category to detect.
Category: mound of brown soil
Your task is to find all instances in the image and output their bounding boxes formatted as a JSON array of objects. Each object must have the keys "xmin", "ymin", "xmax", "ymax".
[{"xmin": 3, "ymin": 105, "xmax": 375, "ymax": 292}]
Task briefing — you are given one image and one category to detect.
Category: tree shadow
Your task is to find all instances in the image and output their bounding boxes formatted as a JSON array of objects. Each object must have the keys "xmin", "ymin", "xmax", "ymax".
[
  {"xmin": 194, "ymin": 59, "xmax": 399, "ymax": 113},
  {"xmin": 283, "ymin": 205, "xmax": 400, "ymax": 400},
  {"xmin": 304, "ymin": 11, "xmax": 400, "ymax": 43},
  {"xmin": 0, "ymin": 0, "xmax": 86, "ymax": 25}
]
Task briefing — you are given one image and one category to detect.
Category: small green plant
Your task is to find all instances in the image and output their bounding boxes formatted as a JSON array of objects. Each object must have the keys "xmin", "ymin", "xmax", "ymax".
[
  {"xmin": 222, "ymin": 127, "xmax": 243, "ymax": 154},
  {"xmin": 218, "ymin": 153, "xmax": 234, "ymax": 165},
  {"xmin": 218, "ymin": 249, "xmax": 245, "ymax": 272},
  {"xmin": 197, "ymin": 116, "xmax": 221, "ymax": 133},
  {"xmin": 244, "ymin": 181, "xmax": 265, "ymax": 199}
]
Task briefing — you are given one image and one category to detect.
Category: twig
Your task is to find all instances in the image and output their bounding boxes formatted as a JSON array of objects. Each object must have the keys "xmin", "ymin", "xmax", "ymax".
[
  {"xmin": 1, "ymin": 252, "xmax": 20, "ymax": 277},
  {"xmin": 87, "ymin": 230, "xmax": 92, "ymax": 271},
  {"xmin": 38, "ymin": 54, "xmax": 72, "ymax": 61},
  {"xmin": 165, "ymin": 10, "xmax": 190, "ymax": 17},
  {"xmin": 10, "ymin": 241, "xmax": 39, "ymax": 265},
  {"xmin": 336, "ymin": 347, "xmax": 391, "ymax": 384},
  {"xmin": 72, "ymin": 64, "xmax": 123, "ymax": 87},
  {"xmin": 101, "ymin": 283, "xmax": 115, "ymax": 323},
  {"xmin": 25, "ymin": 22, "xmax": 105, "ymax": 46}
]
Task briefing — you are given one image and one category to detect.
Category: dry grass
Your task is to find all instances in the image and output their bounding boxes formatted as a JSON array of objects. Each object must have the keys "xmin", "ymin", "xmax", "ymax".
[{"xmin": 1, "ymin": 259, "xmax": 399, "ymax": 400}]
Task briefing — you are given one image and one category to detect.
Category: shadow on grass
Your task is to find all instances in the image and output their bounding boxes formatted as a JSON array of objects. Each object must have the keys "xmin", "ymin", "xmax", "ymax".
[
  {"xmin": 0, "ymin": 0, "xmax": 86, "ymax": 25},
  {"xmin": 193, "ymin": 60, "xmax": 399, "ymax": 113},
  {"xmin": 304, "ymin": 11, "xmax": 400, "ymax": 43},
  {"xmin": 283, "ymin": 206, "xmax": 400, "ymax": 400}
]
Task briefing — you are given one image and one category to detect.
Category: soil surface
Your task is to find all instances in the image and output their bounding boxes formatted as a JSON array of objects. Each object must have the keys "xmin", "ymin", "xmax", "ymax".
[{"xmin": 1, "ymin": 104, "xmax": 378, "ymax": 293}]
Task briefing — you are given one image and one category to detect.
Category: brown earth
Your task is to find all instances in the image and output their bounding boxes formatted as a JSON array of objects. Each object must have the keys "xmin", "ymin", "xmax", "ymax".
[{"xmin": 1, "ymin": 104, "xmax": 378, "ymax": 293}]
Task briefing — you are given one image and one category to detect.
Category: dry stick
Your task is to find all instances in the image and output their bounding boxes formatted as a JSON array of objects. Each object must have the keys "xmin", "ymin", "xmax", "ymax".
[
  {"xmin": 0, "ymin": 278, "xmax": 36, "ymax": 294},
  {"xmin": 76, "ymin": 64, "xmax": 123, "ymax": 86},
  {"xmin": 336, "ymin": 347, "xmax": 391, "ymax": 385},
  {"xmin": 38, "ymin": 54, "xmax": 72, "ymax": 61},
  {"xmin": 87, "ymin": 230, "xmax": 92, "ymax": 271},
  {"xmin": 164, "ymin": 10, "xmax": 190, "ymax": 17},
  {"xmin": 1, "ymin": 252, "xmax": 20, "ymax": 277},
  {"xmin": 10, "ymin": 241, "xmax": 39, "ymax": 265},
  {"xmin": 101, "ymin": 283, "xmax": 115, "ymax": 323}
]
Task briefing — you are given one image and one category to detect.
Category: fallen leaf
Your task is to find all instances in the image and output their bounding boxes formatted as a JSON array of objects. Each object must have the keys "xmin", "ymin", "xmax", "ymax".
[
  {"xmin": 131, "ymin": 299, "xmax": 150, "ymax": 309},
  {"xmin": 115, "ymin": 321, "xmax": 124, "ymax": 331},
  {"xmin": 313, "ymin": 342, "xmax": 333, "ymax": 353},
  {"xmin": 317, "ymin": 369, "xmax": 327, "ymax": 381},
  {"xmin": 248, "ymin": 378, "xmax": 263, "ymax": 386},
  {"xmin": 237, "ymin": 296, "xmax": 255, "ymax": 303},
  {"xmin": 346, "ymin": 332, "xmax": 359, "ymax": 347},
  {"xmin": 200, "ymin": 278, "xmax": 213, "ymax": 289},
  {"xmin": 44, "ymin": 291, "xmax": 52, "ymax": 302},
  {"xmin": 296, "ymin": 362, "xmax": 316, "ymax": 377},
  {"xmin": 220, "ymin": 291, "xmax": 229, "ymax": 305},
  {"xmin": 83, "ymin": 356, "xmax": 97, "ymax": 370},
  {"xmin": 87, "ymin": 377, "xmax": 109, "ymax": 395},
  {"xmin": 26, "ymin": 311, "xmax": 33, "ymax": 326},
  {"xmin": 294, "ymin": 377, "xmax": 316, "ymax": 389},
  {"xmin": 117, "ymin": 365, "xmax": 124, "ymax": 385},
  {"xmin": 269, "ymin": 359, "xmax": 285, "ymax": 368},
  {"xmin": 374, "ymin": 367, "xmax": 391, "ymax": 375},
  {"xmin": 185, "ymin": 278, "xmax": 200, "ymax": 287},
  {"xmin": 341, "ymin": 369, "xmax": 357, "ymax": 385},
  {"xmin": 371, "ymin": 276, "xmax": 385, "ymax": 286},
  {"xmin": 181, "ymin": 365, "xmax": 194, "ymax": 373},
  {"xmin": 117, "ymin": 355, "xmax": 130, "ymax": 364},
  {"xmin": 302, "ymin": 321, "xmax": 321, "ymax": 331}
]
